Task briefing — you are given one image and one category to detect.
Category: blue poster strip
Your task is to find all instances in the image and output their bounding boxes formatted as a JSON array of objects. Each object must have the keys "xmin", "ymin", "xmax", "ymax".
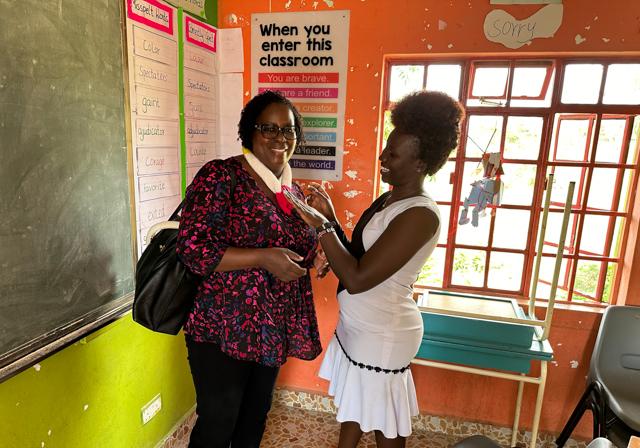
[{"xmin": 305, "ymin": 131, "xmax": 336, "ymax": 143}]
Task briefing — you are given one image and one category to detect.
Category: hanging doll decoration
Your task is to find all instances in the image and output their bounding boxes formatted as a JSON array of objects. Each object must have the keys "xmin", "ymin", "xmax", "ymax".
[{"xmin": 459, "ymin": 152, "xmax": 504, "ymax": 227}]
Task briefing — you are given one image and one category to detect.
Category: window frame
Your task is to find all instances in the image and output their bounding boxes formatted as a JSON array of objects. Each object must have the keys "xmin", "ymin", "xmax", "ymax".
[{"xmin": 380, "ymin": 56, "xmax": 640, "ymax": 305}]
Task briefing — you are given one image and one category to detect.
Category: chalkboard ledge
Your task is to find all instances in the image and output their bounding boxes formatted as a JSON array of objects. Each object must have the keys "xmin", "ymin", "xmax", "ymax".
[{"xmin": 0, "ymin": 293, "xmax": 133, "ymax": 382}]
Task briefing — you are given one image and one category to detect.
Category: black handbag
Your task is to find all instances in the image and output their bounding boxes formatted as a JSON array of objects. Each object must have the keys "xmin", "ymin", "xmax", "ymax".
[
  {"xmin": 132, "ymin": 170, "xmax": 235, "ymax": 335},
  {"xmin": 132, "ymin": 203, "xmax": 197, "ymax": 335}
]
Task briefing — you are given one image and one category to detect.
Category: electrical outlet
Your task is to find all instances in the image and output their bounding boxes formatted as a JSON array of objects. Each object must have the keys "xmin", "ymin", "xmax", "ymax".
[{"xmin": 141, "ymin": 393, "xmax": 162, "ymax": 425}]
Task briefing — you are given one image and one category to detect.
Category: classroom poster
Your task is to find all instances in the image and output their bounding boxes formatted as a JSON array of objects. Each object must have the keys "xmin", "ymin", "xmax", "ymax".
[
  {"xmin": 125, "ymin": 0, "xmax": 182, "ymax": 253},
  {"xmin": 216, "ymin": 72, "xmax": 244, "ymax": 159},
  {"xmin": 182, "ymin": 14, "xmax": 218, "ymax": 186},
  {"xmin": 251, "ymin": 10, "xmax": 350, "ymax": 181},
  {"xmin": 217, "ymin": 28, "xmax": 245, "ymax": 160}
]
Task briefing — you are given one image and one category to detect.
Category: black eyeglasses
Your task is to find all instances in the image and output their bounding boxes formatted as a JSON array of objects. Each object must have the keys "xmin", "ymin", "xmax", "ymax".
[{"xmin": 254, "ymin": 123, "xmax": 297, "ymax": 141}]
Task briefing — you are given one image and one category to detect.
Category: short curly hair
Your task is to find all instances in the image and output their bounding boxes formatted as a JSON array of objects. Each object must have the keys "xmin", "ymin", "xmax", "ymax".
[
  {"xmin": 237, "ymin": 90, "xmax": 304, "ymax": 151},
  {"xmin": 391, "ymin": 91, "xmax": 464, "ymax": 176}
]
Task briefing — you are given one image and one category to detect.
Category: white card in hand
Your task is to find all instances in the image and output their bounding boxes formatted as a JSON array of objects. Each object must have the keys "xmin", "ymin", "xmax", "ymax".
[{"xmin": 283, "ymin": 189, "xmax": 306, "ymax": 208}]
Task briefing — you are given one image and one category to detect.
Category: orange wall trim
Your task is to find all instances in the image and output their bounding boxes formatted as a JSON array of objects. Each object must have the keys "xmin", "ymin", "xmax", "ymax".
[{"xmin": 218, "ymin": 0, "xmax": 640, "ymax": 439}]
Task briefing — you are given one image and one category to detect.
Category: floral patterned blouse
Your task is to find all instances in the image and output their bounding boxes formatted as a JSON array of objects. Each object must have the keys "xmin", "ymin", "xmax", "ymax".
[{"xmin": 176, "ymin": 157, "xmax": 322, "ymax": 367}]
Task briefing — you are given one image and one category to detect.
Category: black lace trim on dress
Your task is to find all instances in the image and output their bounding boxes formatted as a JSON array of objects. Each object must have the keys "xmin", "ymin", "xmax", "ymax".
[{"xmin": 333, "ymin": 331, "xmax": 411, "ymax": 374}]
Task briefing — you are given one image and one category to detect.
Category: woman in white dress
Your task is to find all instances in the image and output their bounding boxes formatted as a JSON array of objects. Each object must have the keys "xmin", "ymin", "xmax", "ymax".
[{"xmin": 287, "ymin": 90, "xmax": 464, "ymax": 448}]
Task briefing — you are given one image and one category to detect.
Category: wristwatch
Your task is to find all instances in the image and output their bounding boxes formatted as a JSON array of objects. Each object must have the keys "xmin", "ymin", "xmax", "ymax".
[{"xmin": 315, "ymin": 221, "xmax": 335, "ymax": 233}]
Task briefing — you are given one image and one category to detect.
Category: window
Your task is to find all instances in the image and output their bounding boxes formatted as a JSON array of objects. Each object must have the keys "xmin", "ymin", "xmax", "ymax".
[{"xmin": 382, "ymin": 58, "xmax": 640, "ymax": 304}]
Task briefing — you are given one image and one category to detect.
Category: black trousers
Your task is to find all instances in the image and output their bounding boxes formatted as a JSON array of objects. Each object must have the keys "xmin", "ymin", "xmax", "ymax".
[{"xmin": 186, "ymin": 336, "xmax": 280, "ymax": 448}]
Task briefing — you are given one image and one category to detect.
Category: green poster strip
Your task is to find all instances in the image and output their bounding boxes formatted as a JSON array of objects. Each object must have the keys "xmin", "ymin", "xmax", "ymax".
[
  {"xmin": 302, "ymin": 116, "xmax": 338, "ymax": 128},
  {"xmin": 177, "ymin": 8, "xmax": 187, "ymax": 197}
]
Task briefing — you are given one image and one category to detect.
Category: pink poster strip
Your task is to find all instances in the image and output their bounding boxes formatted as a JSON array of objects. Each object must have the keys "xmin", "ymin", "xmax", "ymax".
[
  {"xmin": 258, "ymin": 72, "xmax": 339, "ymax": 84},
  {"xmin": 127, "ymin": 0, "xmax": 174, "ymax": 35},
  {"xmin": 258, "ymin": 87, "xmax": 339, "ymax": 99},
  {"xmin": 186, "ymin": 16, "xmax": 217, "ymax": 53}
]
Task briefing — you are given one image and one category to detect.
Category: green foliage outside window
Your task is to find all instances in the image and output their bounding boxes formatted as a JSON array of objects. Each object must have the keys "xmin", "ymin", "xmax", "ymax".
[{"xmin": 573, "ymin": 263, "xmax": 615, "ymax": 303}]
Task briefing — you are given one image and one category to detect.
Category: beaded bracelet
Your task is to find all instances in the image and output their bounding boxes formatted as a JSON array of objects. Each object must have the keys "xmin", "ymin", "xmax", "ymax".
[{"xmin": 317, "ymin": 227, "xmax": 336, "ymax": 239}]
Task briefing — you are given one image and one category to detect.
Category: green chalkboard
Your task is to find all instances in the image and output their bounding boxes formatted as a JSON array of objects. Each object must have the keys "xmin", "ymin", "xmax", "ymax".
[{"xmin": 0, "ymin": 0, "xmax": 135, "ymax": 377}]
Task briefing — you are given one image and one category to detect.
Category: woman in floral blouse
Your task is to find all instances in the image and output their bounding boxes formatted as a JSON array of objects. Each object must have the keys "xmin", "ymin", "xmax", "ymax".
[{"xmin": 177, "ymin": 90, "xmax": 324, "ymax": 448}]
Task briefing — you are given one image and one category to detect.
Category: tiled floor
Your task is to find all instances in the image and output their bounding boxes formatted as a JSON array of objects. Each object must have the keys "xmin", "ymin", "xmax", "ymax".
[
  {"xmin": 162, "ymin": 403, "xmax": 461, "ymax": 448},
  {"xmin": 261, "ymin": 402, "xmax": 461, "ymax": 448},
  {"xmin": 160, "ymin": 389, "xmax": 588, "ymax": 448}
]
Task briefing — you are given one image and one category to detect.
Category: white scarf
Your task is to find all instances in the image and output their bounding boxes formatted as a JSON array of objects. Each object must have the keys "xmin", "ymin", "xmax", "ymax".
[{"xmin": 243, "ymin": 148, "xmax": 294, "ymax": 215}]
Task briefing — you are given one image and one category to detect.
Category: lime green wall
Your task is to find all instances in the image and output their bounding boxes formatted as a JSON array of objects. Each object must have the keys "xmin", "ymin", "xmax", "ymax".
[
  {"xmin": 205, "ymin": 0, "xmax": 217, "ymax": 25},
  {"xmin": 0, "ymin": 315, "xmax": 195, "ymax": 448}
]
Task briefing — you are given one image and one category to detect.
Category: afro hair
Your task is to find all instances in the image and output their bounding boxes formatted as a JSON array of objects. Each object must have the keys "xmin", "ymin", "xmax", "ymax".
[{"xmin": 391, "ymin": 91, "xmax": 464, "ymax": 175}]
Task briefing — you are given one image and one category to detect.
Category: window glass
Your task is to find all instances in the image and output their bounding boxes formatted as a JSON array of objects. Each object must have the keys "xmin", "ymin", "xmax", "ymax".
[
  {"xmin": 603, "ymin": 64, "xmax": 640, "ymax": 105},
  {"xmin": 512, "ymin": 66, "xmax": 548, "ymax": 98},
  {"xmin": 437, "ymin": 205, "xmax": 451, "ymax": 246},
  {"xmin": 573, "ymin": 259, "xmax": 604, "ymax": 300},
  {"xmin": 389, "ymin": 65, "xmax": 424, "ymax": 102},
  {"xmin": 417, "ymin": 247, "xmax": 446, "ymax": 287},
  {"xmin": 580, "ymin": 214, "xmax": 611, "ymax": 256},
  {"xmin": 455, "ymin": 208, "xmax": 491, "ymax": 247},
  {"xmin": 471, "ymin": 66, "xmax": 508, "ymax": 98},
  {"xmin": 499, "ymin": 163, "xmax": 537, "ymax": 207},
  {"xmin": 426, "ymin": 64, "xmax": 462, "ymax": 100},
  {"xmin": 538, "ymin": 210, "xmax": 579, "ymax": 256},
  {"xmin": 628, "ymin": 117, "xmax": 640, "ymax": 165},
  {"xmin": 504, "ymin": 116, "xmax": 543, "ymax": 160},
  {"xmin": 551, "ymin": 117, "xmax": 593, "ymax": 162},
  {"xmin": 610, "ymin": 217, "xmax": 625, "ymax": 258},
  {"xmin": 465, "ymin": 115, "xmax": 504, "ymax": 158},
  {"xmin": 618, "ymin": 169, "xmax": 634, "ymax": 212},
  {"xmin": 493, "ymin": 209, "xmax": 530, "ymax": 250},
  {"xmin": 561, "ymin": 64, "xmax": 603, "ymax": 104},
  {"xmin": 452, "ymin": 249, "xmax": 486, "ymax": 287},
  {"xmin": 547, "ymin": 166, "xmax": 587, "ymax": 208},
  {"xmin": 488, "ymin": 252, "xmax": 524, "ymax": 291},
  {"xmin": 587, "ymin": 168, "xmax": 619, "ymax": 211},
  {"xmin": 595, "ymin": 119, "xmax": 627, "ymax": 163},
  {"xmin": 509, "ymin": 65, "xmax": 556, "ymax": 107},
  {"xmin": 424, "ymin": 161, "xmax": 454, "ymax": 202},
  {"xmin": 532, "ymin": 256, "xmax": 570, "ymax": 300}
]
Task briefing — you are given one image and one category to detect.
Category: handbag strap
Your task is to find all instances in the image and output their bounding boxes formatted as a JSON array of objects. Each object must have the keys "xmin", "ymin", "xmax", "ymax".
[{"xmin": 170, "ymin": 166, "xmax": 237, "ymax": 221}]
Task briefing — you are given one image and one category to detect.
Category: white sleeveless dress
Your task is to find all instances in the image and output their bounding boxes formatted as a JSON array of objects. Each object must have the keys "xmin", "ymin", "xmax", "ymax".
[{"xmin": 318, "ymin": 195, "xmax": 440, "ymax": 438}]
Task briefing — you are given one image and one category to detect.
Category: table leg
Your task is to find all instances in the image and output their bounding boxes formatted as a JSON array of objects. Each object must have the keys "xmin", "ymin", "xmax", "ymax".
[
  {"xmin": 512, "ymin": 376, "xmax": 525, "ymax": 447},
  {"xmin": 529, "ymin": 361, "xmax": 548, "ymax": 448}
]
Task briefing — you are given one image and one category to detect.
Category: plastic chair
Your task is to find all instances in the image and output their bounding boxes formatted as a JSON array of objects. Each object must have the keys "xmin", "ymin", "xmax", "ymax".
[
  {"xmin": 556, "ymin": 306, "xmax": 640, "ymax": 448},
  {"xmin": 586, "ymin": 437, "xmax": 616, "ymax": 448}
]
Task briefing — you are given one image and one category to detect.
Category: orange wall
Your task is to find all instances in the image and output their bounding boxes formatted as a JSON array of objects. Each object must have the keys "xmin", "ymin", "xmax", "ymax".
[{"xmin": 218, "ymin": 0, "xmax": 640, "ymax": 439}]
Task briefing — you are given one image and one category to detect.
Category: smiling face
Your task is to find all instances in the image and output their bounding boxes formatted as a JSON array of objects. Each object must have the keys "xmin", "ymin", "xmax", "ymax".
[
  {"xmin": 251, "ymin": 102, "xmax": 297, "ymax": 177},
  {"xmin": 379, "ymin": 129, "xmax": 425, "ymax": 186}
]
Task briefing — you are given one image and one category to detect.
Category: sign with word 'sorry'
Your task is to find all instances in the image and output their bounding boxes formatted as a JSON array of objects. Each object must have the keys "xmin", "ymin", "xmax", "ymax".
[{"xmin": 484, "ymin": 3, "xmax": 563, "ymax": 49}]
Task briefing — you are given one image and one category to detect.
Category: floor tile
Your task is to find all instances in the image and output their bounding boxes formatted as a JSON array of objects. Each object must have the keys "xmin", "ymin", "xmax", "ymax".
[{"xmin": 261, "ymin": 403, "xmax": 462, "ymax": 447}]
